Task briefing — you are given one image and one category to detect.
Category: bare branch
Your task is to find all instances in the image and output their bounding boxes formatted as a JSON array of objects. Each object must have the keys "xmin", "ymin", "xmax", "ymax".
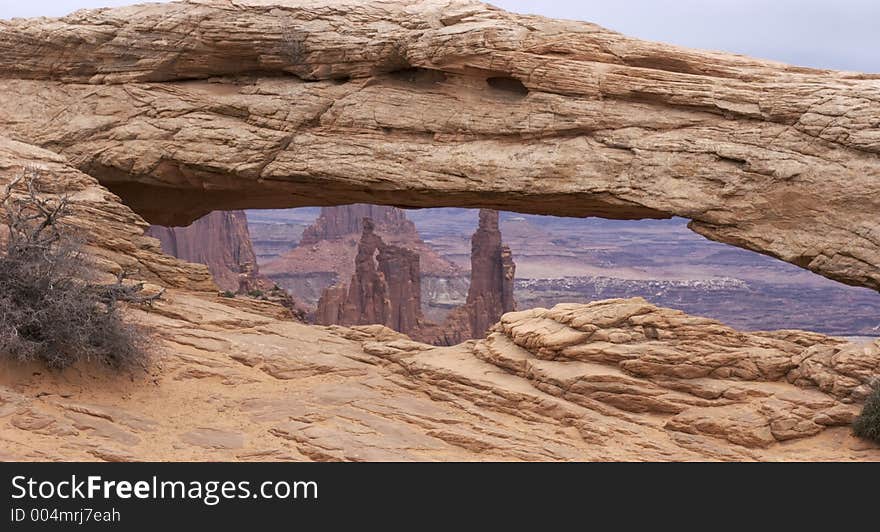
[
  {"xmin": 0, "ymin": 169, "xmax": 158, "ymax": 370},
  {"xmin": 0, "ymin": 172, "xmax": 24, "ymax": 207}
]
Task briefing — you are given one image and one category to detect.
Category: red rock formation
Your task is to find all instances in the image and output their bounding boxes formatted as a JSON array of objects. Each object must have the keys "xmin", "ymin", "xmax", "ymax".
[
  {"xmin": 441, "ymin": 210, "xmax": 516, "ymax": 344},
  {"xmin": 341, "ymin": 218, "xmax": 393, "ymax": 327},
  {"xmin": 314, "ymin": 284, "xmax": 348, "ymax": 326},
  {"xmin": 147, "ymin": 210, "xmax": 258, "ymax": 292},
  {"xmin": 318, "ymin": 210, "xmax": 516, "ymax": 346},
  {"xmin": 316, "ymin": 218, "xmax": 426, "ymax": 338},
  {"xmin": 263, "ymin": 204, "xmax": 463, "ymax": 309},
  {"xmin": 300, "ymin": 205, "xmax": 415, "ymax": 246},
  {"xmin": 378, "ymin": 244, "xmax": 423, "ymax": 334}
]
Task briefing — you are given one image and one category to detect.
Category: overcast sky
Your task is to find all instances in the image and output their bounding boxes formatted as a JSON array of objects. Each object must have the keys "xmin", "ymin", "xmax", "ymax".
[{"xmin": 1, "ymin": 0, "xmax": 877, "ymax": 72}]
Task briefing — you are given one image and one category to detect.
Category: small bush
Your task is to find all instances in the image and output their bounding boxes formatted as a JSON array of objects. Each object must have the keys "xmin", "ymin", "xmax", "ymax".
[
  {"xmin": 853, "ymin": 382, "xmax": 880, "ymax": 443},
  {"xmin": 248, "ymin": 290, "xmax": 265, "ymax": 299},
  {"xmin": 0, "ymin": 170, "xmax": 159, "ymax": 370},
  {"xmin": 221, "ymin": 290, "xmax": 236, "ymax": 298}
]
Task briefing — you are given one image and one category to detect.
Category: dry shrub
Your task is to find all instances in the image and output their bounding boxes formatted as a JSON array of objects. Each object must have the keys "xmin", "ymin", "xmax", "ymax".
[
  {"xmin": 853, "ymin": 382, "xmax": 880, "ymax": 443},
  {"xmin": 0, "ymin": 169, "xmax": 160, "ymax": 370}
]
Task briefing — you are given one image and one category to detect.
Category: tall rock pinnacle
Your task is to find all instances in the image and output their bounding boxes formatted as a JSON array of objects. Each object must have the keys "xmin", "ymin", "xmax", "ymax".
[{"xmin": 441, "ymin": 210, "xmax": 516, "ymax": 344}]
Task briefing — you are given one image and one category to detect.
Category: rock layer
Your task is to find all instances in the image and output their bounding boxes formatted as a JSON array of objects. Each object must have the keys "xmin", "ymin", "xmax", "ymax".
[
  {"xmin": 475, "ymin": 298, "xmax": 879, "ymax": 450},
  {"xmin": 0, "ymin": 136, "xmax": 213, "ymax": 291},
  {"xmin": 0, "ymin": 0, "xmax": 878, "ymax": 292},
  {"xmin": 1, "ymin": 2, "xmax": 880, "ymax": 462},
  {"xmin": 1, "ymin": 140, "xmax": 879, "ymax": 460},
  {"xmin": 147, "ymin": 211, "xmax": 258, "ymax": 292}
]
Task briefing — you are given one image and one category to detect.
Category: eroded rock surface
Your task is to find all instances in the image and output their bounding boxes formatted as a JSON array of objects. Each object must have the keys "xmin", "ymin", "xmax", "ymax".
[
  {"xmin": 0, "ymin": 136, "xmax": 213, "ymax": 291},
  {"xmin": 0, "ymin": 0, "xmax": 878, "ymax": 292},
  {"xmin": 5, "ymin": 281, "xmax": 878, "ymax": 461},
  {"xmin": 477, "ymin": 299, "xmax": 878, "ymax": 449}
]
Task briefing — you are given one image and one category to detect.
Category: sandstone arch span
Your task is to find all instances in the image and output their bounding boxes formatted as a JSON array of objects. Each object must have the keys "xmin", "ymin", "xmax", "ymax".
[{"xmin": 0, "ymin": 0, "xmax": 878, "ymax": 292}]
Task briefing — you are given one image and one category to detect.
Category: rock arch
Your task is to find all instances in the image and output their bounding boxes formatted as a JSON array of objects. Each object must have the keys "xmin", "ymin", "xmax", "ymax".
[{"xmin": 0, "ymin": 0, "xmax": 878, "ymax": 292}]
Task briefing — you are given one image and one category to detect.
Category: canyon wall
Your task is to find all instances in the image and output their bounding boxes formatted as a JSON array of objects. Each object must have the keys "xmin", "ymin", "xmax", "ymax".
[
  {"xmin": 147, "ymin": 211, "xmax": 258, "ymax": 292},
  {"xmin": 300, "ymin": 205, "xmax": 416, "ymax": 247}
]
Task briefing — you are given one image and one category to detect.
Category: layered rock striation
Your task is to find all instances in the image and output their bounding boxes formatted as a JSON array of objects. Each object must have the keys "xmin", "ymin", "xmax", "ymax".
[
  {"xmin": 1, "ymin": 1, "xmax": 879, "ymax": 462},
  {"xmin": 0, "ymin": 137, "xmax": 879, "ymax": 461},
  {"xmin": 0, "ymin": 136, "xmax": 213, "ymax": 291}
]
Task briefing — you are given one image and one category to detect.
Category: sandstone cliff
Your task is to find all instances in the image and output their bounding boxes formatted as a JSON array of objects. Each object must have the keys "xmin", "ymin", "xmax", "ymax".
[
  {"xmin": 442, "ymin": 210, "xmax": 516, "ymax": 344},
  {"xmin": 147, "ymin": 211, "xmax": 258, "ymax": 292},
  {"xmin": 0, "ymin": 0, "xmax": 877, "ymax": 293}
]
